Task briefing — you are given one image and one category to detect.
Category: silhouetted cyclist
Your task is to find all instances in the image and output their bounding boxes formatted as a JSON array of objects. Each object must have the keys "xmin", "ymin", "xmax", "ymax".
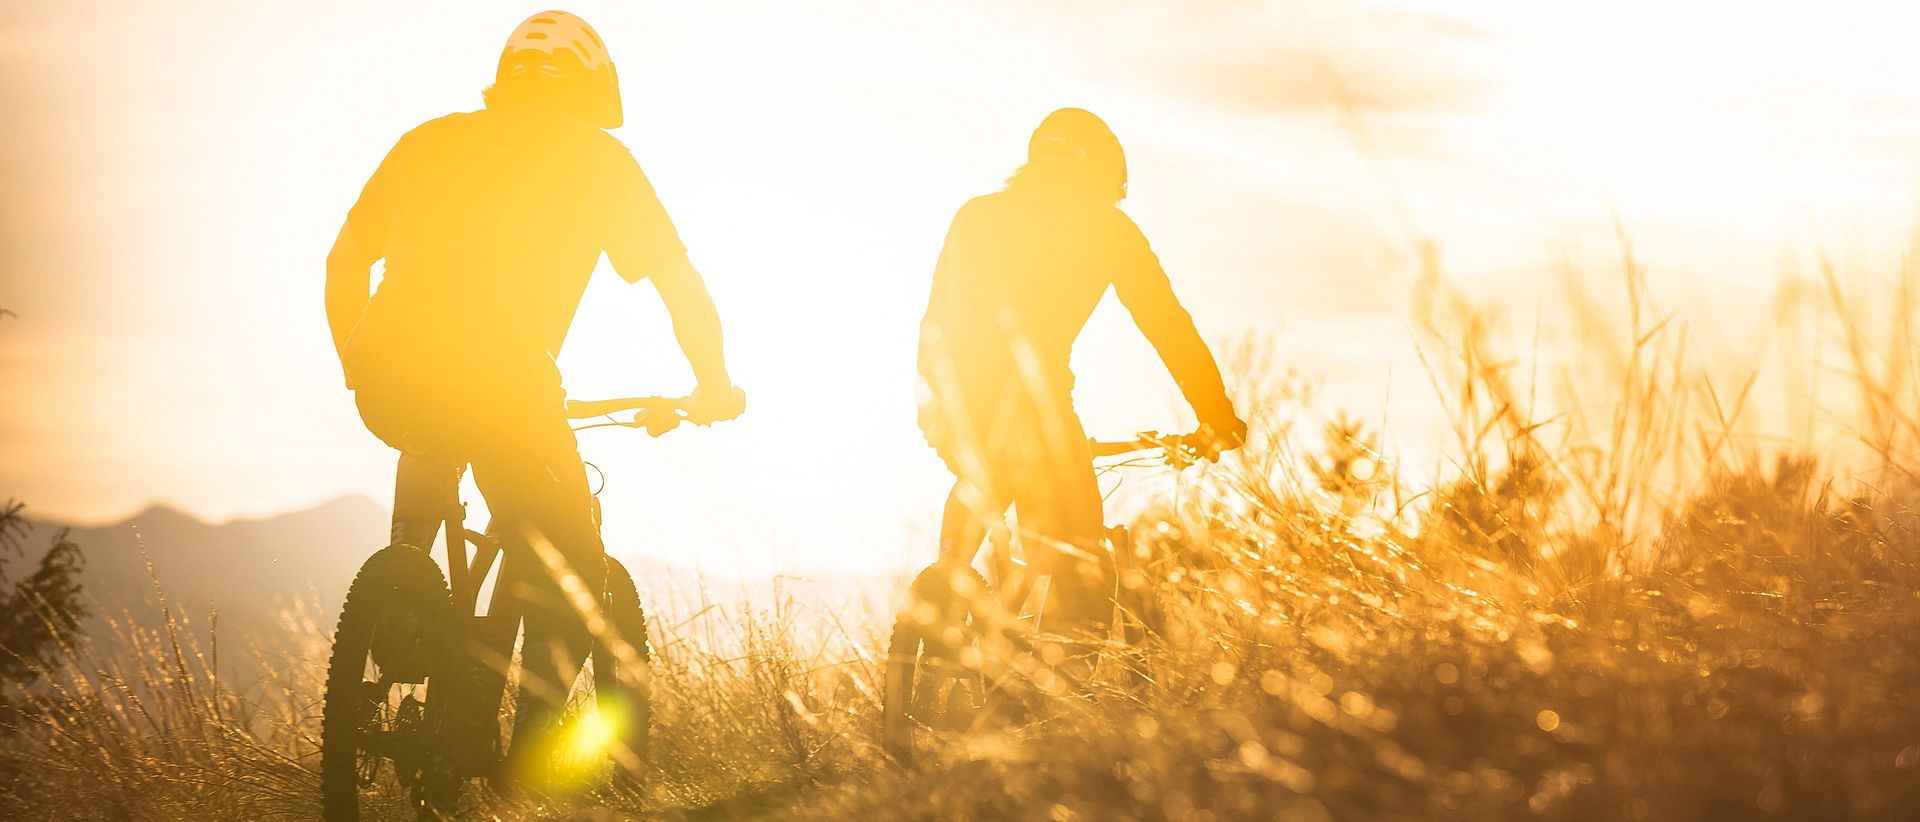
[
  {"xmin": 324, "ymin": 10, "xmax": 743, "ymax": 784},
  {"xmin": 917, "ymin": 108, "xmax": 1246, "ymax": 630}
]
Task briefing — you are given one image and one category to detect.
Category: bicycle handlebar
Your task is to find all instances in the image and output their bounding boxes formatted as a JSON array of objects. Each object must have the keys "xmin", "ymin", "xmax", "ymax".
[
  {"xmin": 571, "ymin": 398, "xmax": 1208, "ymax": 455},
  {"xmin": 566, "ymin": 396, "xmax": 686, "ymax": 419},
  {"xmin": 567, "ymin": 396, "xmax": 690, "ymax": 437},
  {"xmin": 1088, "ymin": 430, "xmax": 1207, "ymax": 467}
]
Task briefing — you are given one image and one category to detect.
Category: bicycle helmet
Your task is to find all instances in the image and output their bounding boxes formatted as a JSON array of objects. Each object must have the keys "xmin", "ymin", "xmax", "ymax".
[
  {"xmin": 1026, "ymin": 108, "xmax": 1127, "ymax": 200},
  {"xmin": 494, "ymin": 10, "xmax": 623, "ymax": 128}
]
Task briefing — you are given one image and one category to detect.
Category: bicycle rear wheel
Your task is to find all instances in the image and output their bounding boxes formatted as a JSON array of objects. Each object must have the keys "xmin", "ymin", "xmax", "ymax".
[
  {"xmin": 882, "ymin": 562, "xmax": 990, "ymax": 762},
  {"xmin": 591, "ymin": 555, "xmax": 653, "ymax": 779},
  {"xmin": 321, "ymin": 544, "xmax": 455, "ymax": 822}
]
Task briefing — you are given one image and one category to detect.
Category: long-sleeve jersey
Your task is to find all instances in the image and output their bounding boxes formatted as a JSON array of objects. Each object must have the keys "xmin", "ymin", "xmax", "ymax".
[{"xmin": 916, "ymin": 187, "xmax": 1236, "ymax": 437}]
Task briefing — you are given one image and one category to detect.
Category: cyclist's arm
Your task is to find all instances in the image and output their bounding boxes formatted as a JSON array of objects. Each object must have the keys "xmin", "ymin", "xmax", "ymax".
[
  {"xmin": 325, "ymin": 220, "xmax": 378, "ymax": 371},
  {"xmin": 1110, "ymin": 214, "xmax": 1242, "ymax": 435},
  {"xmin": 917, "ymin": 200, "xmax": 989, "ymax": 392},
  {"xmin": 324, "ymin": 128, "xmax": 418, "ymax": 387},
  {"xmin": 600, "ymin": 146, "xmax": 731, "ymax": 389},
  {"xmin": 916, "ymin": 220, "xmax": 962, "ymax": 393},
  {"xmin": 646, "ymin": 253, "xmax": 731, "ymax": 389}
]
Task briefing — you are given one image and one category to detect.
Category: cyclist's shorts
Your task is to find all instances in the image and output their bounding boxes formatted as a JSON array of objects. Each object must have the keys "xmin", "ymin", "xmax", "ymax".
[
  {"xmin": 352, "ymin": 363, "xmax": 566, "ymax": 459},
  {"xmin": 930, "ymin": 405, "xmax": 1092, "ymax": 505}
]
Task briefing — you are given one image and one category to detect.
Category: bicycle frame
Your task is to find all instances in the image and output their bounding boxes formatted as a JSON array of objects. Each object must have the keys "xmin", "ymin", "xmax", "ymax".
[
  {"xmin": 884, "ymin": 430, "xmax": 1201, "ymax": 751},
  {"xmin": 958, "ymin": 432, "xmax": 1199, "ymax": 623},
  {"xmin": 385, "ymin": 453, "xmax": 528, "ymax": 773},
  {"xmin": 319, "ymin": 392, "xmax": 693, "ymax": 821},
  {"xmin": 384, "ymin": 394, "xmax": 687, "ymax": 775},
  {"xmin": 370, "ymin": 391, "xmax": 687, "ymax": 775}
]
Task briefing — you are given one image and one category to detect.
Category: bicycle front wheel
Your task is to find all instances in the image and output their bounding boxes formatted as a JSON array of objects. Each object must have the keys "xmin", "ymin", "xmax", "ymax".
[
  {"xmin": 882, "ymin": 562, "xmax": 990, "ymax": 762},
  {"xmin": 320, "ymin": 544, "xmax": 455, "ymax": 822},
  {"xmin": 591, "ymin": 555, "xmax": 653, "ymax": 779}
]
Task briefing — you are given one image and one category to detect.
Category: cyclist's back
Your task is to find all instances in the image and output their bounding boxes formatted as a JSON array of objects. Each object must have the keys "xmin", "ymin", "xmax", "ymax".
[
  {"xmin": 921, "ymin": 185, "xmax": 1170, "ymax": 421},
  {"xmin": 918, "ymin": 113, "xmax": 1236, "ymax": 458},
  {"xmin": 344, "ymin": 106, "xmax": 683, "ymax": 447}
]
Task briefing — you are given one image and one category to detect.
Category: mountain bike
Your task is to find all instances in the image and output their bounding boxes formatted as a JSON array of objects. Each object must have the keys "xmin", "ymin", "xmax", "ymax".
[
  {"xmin": 320, "ymin": 395, "xmax": 690, "ymax": 821},
  {"xmin": 880, "ymin": 430, "xmax": 1203, "ymax": 761}
]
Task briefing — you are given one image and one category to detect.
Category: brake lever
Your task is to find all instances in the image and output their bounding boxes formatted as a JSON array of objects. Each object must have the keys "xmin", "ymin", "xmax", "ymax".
[
  {"xmin": 1130, "ymin": 430, "xmax": 1193, "ymax": 469},
  {"xmin": 1167, "ymin": 433, "xmax": 1211, "ymax": 469},
  {"xmin": 1166, "ymin": 438, "xmax": 1198, "ymax": 469}
]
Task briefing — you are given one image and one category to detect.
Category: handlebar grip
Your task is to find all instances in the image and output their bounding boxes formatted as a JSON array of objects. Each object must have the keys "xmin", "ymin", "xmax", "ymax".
[{"xmin": 1087, "ymin": 430, "xmax": 1217, "ymax": 462}]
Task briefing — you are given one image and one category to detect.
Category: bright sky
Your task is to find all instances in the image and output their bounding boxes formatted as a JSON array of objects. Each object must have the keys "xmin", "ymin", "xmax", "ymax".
[{"xmin": 6, "ymin": 1, "xmax": 1920, "ymax": 575}]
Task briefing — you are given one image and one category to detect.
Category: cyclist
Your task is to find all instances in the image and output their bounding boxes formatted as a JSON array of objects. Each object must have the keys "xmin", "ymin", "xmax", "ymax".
[
  {"xmin": 916, "ymin": 107, "xmax": 1246, "ymax": 632},
  {"xmin": 324, "ymin": 10, "xmax": 743, "ymax": 784}
]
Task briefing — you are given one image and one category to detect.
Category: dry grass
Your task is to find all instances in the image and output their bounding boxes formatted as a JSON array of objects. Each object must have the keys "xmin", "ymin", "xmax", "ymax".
[{"xmin": 7, "ymin": 251, "xmax": 1920, "ymax": 819}]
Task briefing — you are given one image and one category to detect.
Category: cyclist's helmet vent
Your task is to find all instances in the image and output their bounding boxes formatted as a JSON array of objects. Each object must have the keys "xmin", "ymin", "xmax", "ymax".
[{"xmin": 495, "ymin": 10, "xmax": 622, "ymax": 128}]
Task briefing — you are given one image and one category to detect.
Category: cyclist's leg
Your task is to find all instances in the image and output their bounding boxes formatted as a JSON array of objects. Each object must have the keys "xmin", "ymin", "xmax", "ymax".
[
  {"xmin": 356, "ymin": 362, "xmax": 466, "ymax": 550},
  {"xmin": 390, "ymin": 450, "xmax": 459, "ymax": 548},
  {"xmin": 938, "ymin": 481, "xmax": 993, "ymax": 566},
  {"xmin": 934, "ymin": 430, "xmax": 1022, "ymax": 614},
  {"xmin": 933, "ymin": 423, "xmax": 1005, "ymax": 563},
  {"xmin": 467, "ymin": 405, "xmax": 607, "ymax": 777},
  {"xmin": 1007, "ymin": 411, "xmax": 1108, "ymax": 631}
]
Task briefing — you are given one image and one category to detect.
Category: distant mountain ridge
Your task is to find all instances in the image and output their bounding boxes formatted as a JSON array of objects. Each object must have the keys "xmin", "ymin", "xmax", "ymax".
[
  {"xmin": 19, "ymin": 495, "xmax": 895, "ymax": 683},
  {"xmin": 25, "ymin": 495, "xmax": 391, "ymax": 649}
]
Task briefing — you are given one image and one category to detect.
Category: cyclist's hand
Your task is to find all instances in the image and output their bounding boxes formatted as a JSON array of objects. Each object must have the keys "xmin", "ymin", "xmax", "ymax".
[
  {"xmin": 687, "ymin": 382, "xmax": 746, "ymax": 425},
  {"xmin": 1192, "ymin": 416, "xmax": 1248, "ymax": 461}
]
